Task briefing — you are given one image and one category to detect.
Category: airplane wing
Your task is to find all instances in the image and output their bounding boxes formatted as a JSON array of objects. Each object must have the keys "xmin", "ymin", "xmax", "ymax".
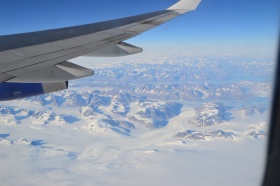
[{"xmin": 0, "ymin": 0, "xmax": 201, "ymax": 101}]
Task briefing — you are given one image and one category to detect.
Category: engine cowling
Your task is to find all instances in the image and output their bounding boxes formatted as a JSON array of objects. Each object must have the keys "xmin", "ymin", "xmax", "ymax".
[{"xmin": 0, "ymin": 81, "xmax": 68, "ymax": 101}]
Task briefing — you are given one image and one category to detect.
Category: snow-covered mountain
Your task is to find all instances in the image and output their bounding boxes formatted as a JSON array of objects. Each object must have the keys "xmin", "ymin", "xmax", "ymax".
[
  {"xmin": 188, "ymin": 102, "xmax": 231, "ymax": 127},
  {"xmin": 0, "ymin": 55, "xmax": 273, "ymax": 186},
  {"xmin": 175, "ymin": 129, "xmax": 236, "ymax": 140}
]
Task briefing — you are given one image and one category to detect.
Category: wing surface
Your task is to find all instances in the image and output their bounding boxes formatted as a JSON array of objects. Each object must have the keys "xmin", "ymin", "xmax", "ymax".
[{"xmin": 0, "ymin": 0, "xmax": 201, "ymax": 83}]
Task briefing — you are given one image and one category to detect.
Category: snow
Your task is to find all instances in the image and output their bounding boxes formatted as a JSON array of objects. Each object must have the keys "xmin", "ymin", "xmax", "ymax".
[
  {"xmin": 0, "ymin": 55, "xmax": 274, "ymax": 185},
  {"xmin": 0, "ymin": 124, "xmax": 266, "ymax": 186}
]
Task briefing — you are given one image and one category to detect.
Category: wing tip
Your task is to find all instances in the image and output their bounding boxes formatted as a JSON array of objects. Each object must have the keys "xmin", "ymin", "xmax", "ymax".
[{"xmin": 167, "ymin": 0, "xmax": 201, "ymax": 11}]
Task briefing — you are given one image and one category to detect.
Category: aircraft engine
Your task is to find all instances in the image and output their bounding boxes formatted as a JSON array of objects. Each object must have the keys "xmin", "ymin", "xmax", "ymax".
[{"xmin": 0, "ymin": 81, "xmax": 68, "ymax": 101}]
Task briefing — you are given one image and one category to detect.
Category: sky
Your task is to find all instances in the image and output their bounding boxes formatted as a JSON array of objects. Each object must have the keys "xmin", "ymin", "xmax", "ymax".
[{"xmin": 0, "ymin": 0, "xmax": 279, "ymax": 56}]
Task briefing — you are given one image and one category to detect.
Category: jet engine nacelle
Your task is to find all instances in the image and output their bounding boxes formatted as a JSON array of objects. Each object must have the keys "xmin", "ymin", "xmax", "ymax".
[{"xmin": 0, "ymin": 81, "xmax": 68, "ymax": 101}]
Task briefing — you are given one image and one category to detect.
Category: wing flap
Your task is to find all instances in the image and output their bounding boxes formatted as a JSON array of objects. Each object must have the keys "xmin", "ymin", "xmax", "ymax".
[
  {"xmin": 77, "ymin": 33, "xmax": 110, "ymax": 43},
  {"xmin": 147, "ymin": 14, "xmax": 179, "ymax": 25},
  {"xmin": 51, "ymin": 38, "xmax": 88, "ymax": 49},
  {"xmin": 8, "ymin": 61, "xmax": 93, "ymax": 83},
  {"xmin": 0, "ymin": 51, "xmax": 26, "ymax": 64},
  {"xmin": 15, "ymin": 44, "xmax": 62, "ymax": 58},
  {"xmin": 125, "ymin": 24, "xmax": 156, "ymax": 33}
]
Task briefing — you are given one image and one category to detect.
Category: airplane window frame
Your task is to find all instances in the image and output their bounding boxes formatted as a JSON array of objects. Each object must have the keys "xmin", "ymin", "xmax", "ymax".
[{"xmin": 262, "ymin": 38, "xmax": 280, "ymax": 186}]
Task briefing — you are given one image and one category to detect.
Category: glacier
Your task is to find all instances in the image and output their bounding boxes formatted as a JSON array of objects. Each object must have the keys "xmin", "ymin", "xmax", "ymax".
[{"xmin": 0, "ymin": 55, "xmax": 273, "ymax": 186}]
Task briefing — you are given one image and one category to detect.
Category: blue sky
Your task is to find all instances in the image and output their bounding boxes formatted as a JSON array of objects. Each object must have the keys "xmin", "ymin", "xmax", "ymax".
[{"xmin": 0, "ymin": 0, "xmax": 279, "ymax": 56}]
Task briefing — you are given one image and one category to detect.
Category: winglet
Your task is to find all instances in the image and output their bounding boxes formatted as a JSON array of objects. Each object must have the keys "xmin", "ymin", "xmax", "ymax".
[{"xmin": 167, "ymin": 0, "xmax": 201, "ymax": 12}]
